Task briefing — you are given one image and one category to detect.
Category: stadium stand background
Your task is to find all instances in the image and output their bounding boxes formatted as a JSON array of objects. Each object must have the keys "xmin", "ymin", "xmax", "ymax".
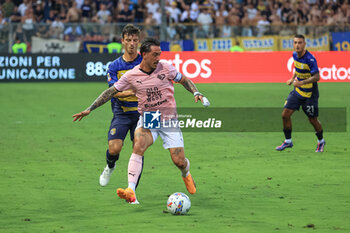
[{"xmin": 0, "ymin": 0, "xmax": 349, "ymax": 53}]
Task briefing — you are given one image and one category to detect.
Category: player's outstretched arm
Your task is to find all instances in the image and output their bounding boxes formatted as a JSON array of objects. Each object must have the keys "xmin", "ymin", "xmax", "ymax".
[
  {"xmin": 72, "ymin": 86, "xmax": 119, "ymax": 121},
  {"xmin": 179, "ymin": 76, "xmax": 210, "ymax": 107},
  {"xmin": 179, "ymin": 76, "xmax": 198, "ymax": 95}
]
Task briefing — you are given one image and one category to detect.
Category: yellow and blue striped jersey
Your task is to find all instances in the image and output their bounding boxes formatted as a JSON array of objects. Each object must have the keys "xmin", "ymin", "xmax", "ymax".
[
  {"xmin": 293, "ymin": 50, "xmax": 319, "ymax": 98},
  {"xmin": 107, "ymin": 54, "xmax": 142, "ymax": 115}
]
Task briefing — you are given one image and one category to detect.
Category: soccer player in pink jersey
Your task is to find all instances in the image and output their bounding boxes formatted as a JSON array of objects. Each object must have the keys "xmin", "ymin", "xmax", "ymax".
[{"xmin": 73, "ymin": 38, "xmax": 210, "ymax": 204}]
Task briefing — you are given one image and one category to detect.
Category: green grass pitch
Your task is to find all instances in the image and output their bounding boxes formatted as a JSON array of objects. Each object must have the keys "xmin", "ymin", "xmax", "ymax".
[{"xmin": 0, "ymin": 82, "xmax": 349, "ymax": 233}]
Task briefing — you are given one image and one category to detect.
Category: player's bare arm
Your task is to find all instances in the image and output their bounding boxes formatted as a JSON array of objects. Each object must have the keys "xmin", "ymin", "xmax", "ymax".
[
  {"xmin": 86, "ymin": 86, "xmax": 119, "ymax": 111},
  {"xmin": 179, "ymin": 76, "xmax": 202, "ymax": 102},
  {"xmin": 72, "ymin": 86, "xmax": 119, "ymax": 121},
  {"xmin": 293, "ymin": 72, "xmax": 320, "ymax": 88},
  {"xmin": 179, "ymin": 76, "xmax": 198, "ymax": 93},
  {"xmin": 179, "ymin": 76, "xmax": 210, "ymax": 107}
]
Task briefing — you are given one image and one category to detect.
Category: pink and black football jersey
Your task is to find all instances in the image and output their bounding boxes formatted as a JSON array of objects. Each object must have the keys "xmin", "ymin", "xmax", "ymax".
[{"xmin": 114, "ymin": 61, "xmax": 183, "ymax": 120}]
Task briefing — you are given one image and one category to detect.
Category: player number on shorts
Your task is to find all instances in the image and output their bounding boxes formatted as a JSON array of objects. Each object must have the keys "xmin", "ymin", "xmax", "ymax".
[{"xmin": 306, "ymin": 105, "xmax": 314, "ymax": 115}]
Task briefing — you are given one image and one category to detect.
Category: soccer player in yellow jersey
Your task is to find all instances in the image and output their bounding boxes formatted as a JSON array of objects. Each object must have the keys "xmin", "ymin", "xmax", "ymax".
[{"xmin": 276, "ymin": 34, "xmax": 325, "ymax": 152}]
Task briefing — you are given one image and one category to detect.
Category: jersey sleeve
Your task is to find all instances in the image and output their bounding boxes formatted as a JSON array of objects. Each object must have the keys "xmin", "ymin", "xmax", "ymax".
[
  {"xmin": 308, "ymin": 56, "xmax": 319, "ymax": 75},
  {"xmin": 114, "ymin": 74, "xmax": 132, "ymax": 91},
  {"xmin": 167, "ymin": 63, "xmax": 183, "ymax": 82},
  {"xmin": 107, "ymin": 62, "xmax": 118, "ymax": 86}
]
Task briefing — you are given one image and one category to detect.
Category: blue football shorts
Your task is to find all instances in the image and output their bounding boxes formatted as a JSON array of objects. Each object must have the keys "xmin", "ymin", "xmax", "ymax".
[
  {"xmin": 108, "ymin": 113, "xmax": 140, "ymax": 141},
  {"xmin": 284, "ymin": 91, "xmax": 319, "ymax": 117}
]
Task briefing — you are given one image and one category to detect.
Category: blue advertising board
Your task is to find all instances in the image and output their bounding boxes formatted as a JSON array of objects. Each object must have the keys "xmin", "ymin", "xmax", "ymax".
[{"xmin": 331, "ymin": 32, "xmax": 350, "ymax": 51}]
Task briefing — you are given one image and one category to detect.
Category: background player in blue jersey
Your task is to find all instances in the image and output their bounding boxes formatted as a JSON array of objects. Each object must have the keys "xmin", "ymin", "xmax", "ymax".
[
  {"xmin": 99, "ymin": 24, "xmax": 143, "ymax": 194},
  {"xmin": 276, "ymin": 34, "xmax": 325, "ymax": 152}
]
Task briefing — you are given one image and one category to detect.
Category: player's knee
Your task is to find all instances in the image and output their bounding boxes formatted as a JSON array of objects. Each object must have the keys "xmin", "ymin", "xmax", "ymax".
[
  {"xmin": 108, "ymin": 143, "xmax": 122, "ymax": 155},
  {"xmin": 282, "ymin": 112, "xmax": 291, "ymax": 120},
  {"xmin": 133, "ymin": 140, "xmax": 148, "ymax": 154},
  {"xmin": 109, "ymin": 147, "xmax": 121, "ymax": 155},
  {"xmin": 282, "ymin": 115, "xmax": 289, "ymax": 121},
  {"xmin": 308, "ymin": 117, "xmax": 318, "ymax": 124},
  {"xmin": 108, "ymin": 139, "xmax": 124, "ymax": 155},
  {"xmin": 173, "ymin": 158, "xmax": 186, "ymax": 169}
]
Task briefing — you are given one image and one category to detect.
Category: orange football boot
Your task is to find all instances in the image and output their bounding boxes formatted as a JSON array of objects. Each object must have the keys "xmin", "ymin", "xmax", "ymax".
[
  {"xmin": 182, "ymin": 173, "xmax": 196, "ymax": 194},
  {"xmin": 116, "ymin": 188, "xmax": 136, "ymax": 203}
]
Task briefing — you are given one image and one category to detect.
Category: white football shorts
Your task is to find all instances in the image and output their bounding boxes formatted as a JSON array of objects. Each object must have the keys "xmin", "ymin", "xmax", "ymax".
[{"xmin": 136, "ymin": 116, "xmax": 184, "ymax": 149}]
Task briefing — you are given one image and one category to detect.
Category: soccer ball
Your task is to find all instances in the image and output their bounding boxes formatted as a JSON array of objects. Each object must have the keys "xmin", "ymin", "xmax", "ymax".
[{"xmin": 167, "ymin": 192, "xmax": 191, "ymax": 215}]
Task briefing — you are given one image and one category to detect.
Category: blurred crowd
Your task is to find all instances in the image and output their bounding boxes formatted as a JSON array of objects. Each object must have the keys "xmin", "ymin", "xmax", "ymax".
[{"xmin": 1, "ymin": 0, "xmax": 350, "ymax": 44}]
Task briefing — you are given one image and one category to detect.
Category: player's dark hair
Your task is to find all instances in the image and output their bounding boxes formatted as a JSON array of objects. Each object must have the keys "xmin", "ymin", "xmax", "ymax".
[
  {"xmin": 294, "ymin": 34, "xmax": 305, "ymax": 40},
  {"xmin": 121, "ymin": 24, "xmax": 140, "ymax": 39},
  {"xmin": 140, "ymin": 38, "xmax": 160, "ymax": 57}
]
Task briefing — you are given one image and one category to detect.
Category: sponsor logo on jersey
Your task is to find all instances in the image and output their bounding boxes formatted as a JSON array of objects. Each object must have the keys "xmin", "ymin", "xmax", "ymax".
[{"xmin": 157, "ymin": 74, "xmax": 165, "ymax": 80}]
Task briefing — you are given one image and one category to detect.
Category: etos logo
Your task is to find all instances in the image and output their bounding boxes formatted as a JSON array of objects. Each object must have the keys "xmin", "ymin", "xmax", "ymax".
[
  {"xmin": 160, "ymin": 54, "xmax": 212, "ymax": 79},
  {"xmin": 287, "ymin": 57, "xmax": 350, "ymax": 81}
]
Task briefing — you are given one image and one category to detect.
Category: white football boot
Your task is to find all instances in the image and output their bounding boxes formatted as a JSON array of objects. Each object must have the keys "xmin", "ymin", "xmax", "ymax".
[{"xmin": 99, "ymin": 165, "xmax": 115, "ymax": 186}]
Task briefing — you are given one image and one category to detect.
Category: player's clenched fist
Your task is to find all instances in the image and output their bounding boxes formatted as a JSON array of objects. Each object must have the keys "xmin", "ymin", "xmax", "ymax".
[
  {"xmin": 286, "ymin": 78, "xmax": 294, "ymax": 85},
  {"xmin": 194, "ymin": 92, "xmax": 210, "ymax": 107}
]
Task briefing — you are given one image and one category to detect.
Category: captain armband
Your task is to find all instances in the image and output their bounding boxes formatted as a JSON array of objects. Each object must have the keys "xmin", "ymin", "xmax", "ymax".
[{"xmin": 174, "ymin": 72, "xmax": 183, "ymax": 82}]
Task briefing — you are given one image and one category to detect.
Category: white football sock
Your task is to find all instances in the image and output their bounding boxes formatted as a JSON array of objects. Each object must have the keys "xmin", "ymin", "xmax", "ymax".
[
  {"xmin": 128, "ymin": 182, "xmax": 136, "ymax": 192},
  {"xmin": 181, "ymin": 158, "xmax": 190, "ymax": 177}
]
